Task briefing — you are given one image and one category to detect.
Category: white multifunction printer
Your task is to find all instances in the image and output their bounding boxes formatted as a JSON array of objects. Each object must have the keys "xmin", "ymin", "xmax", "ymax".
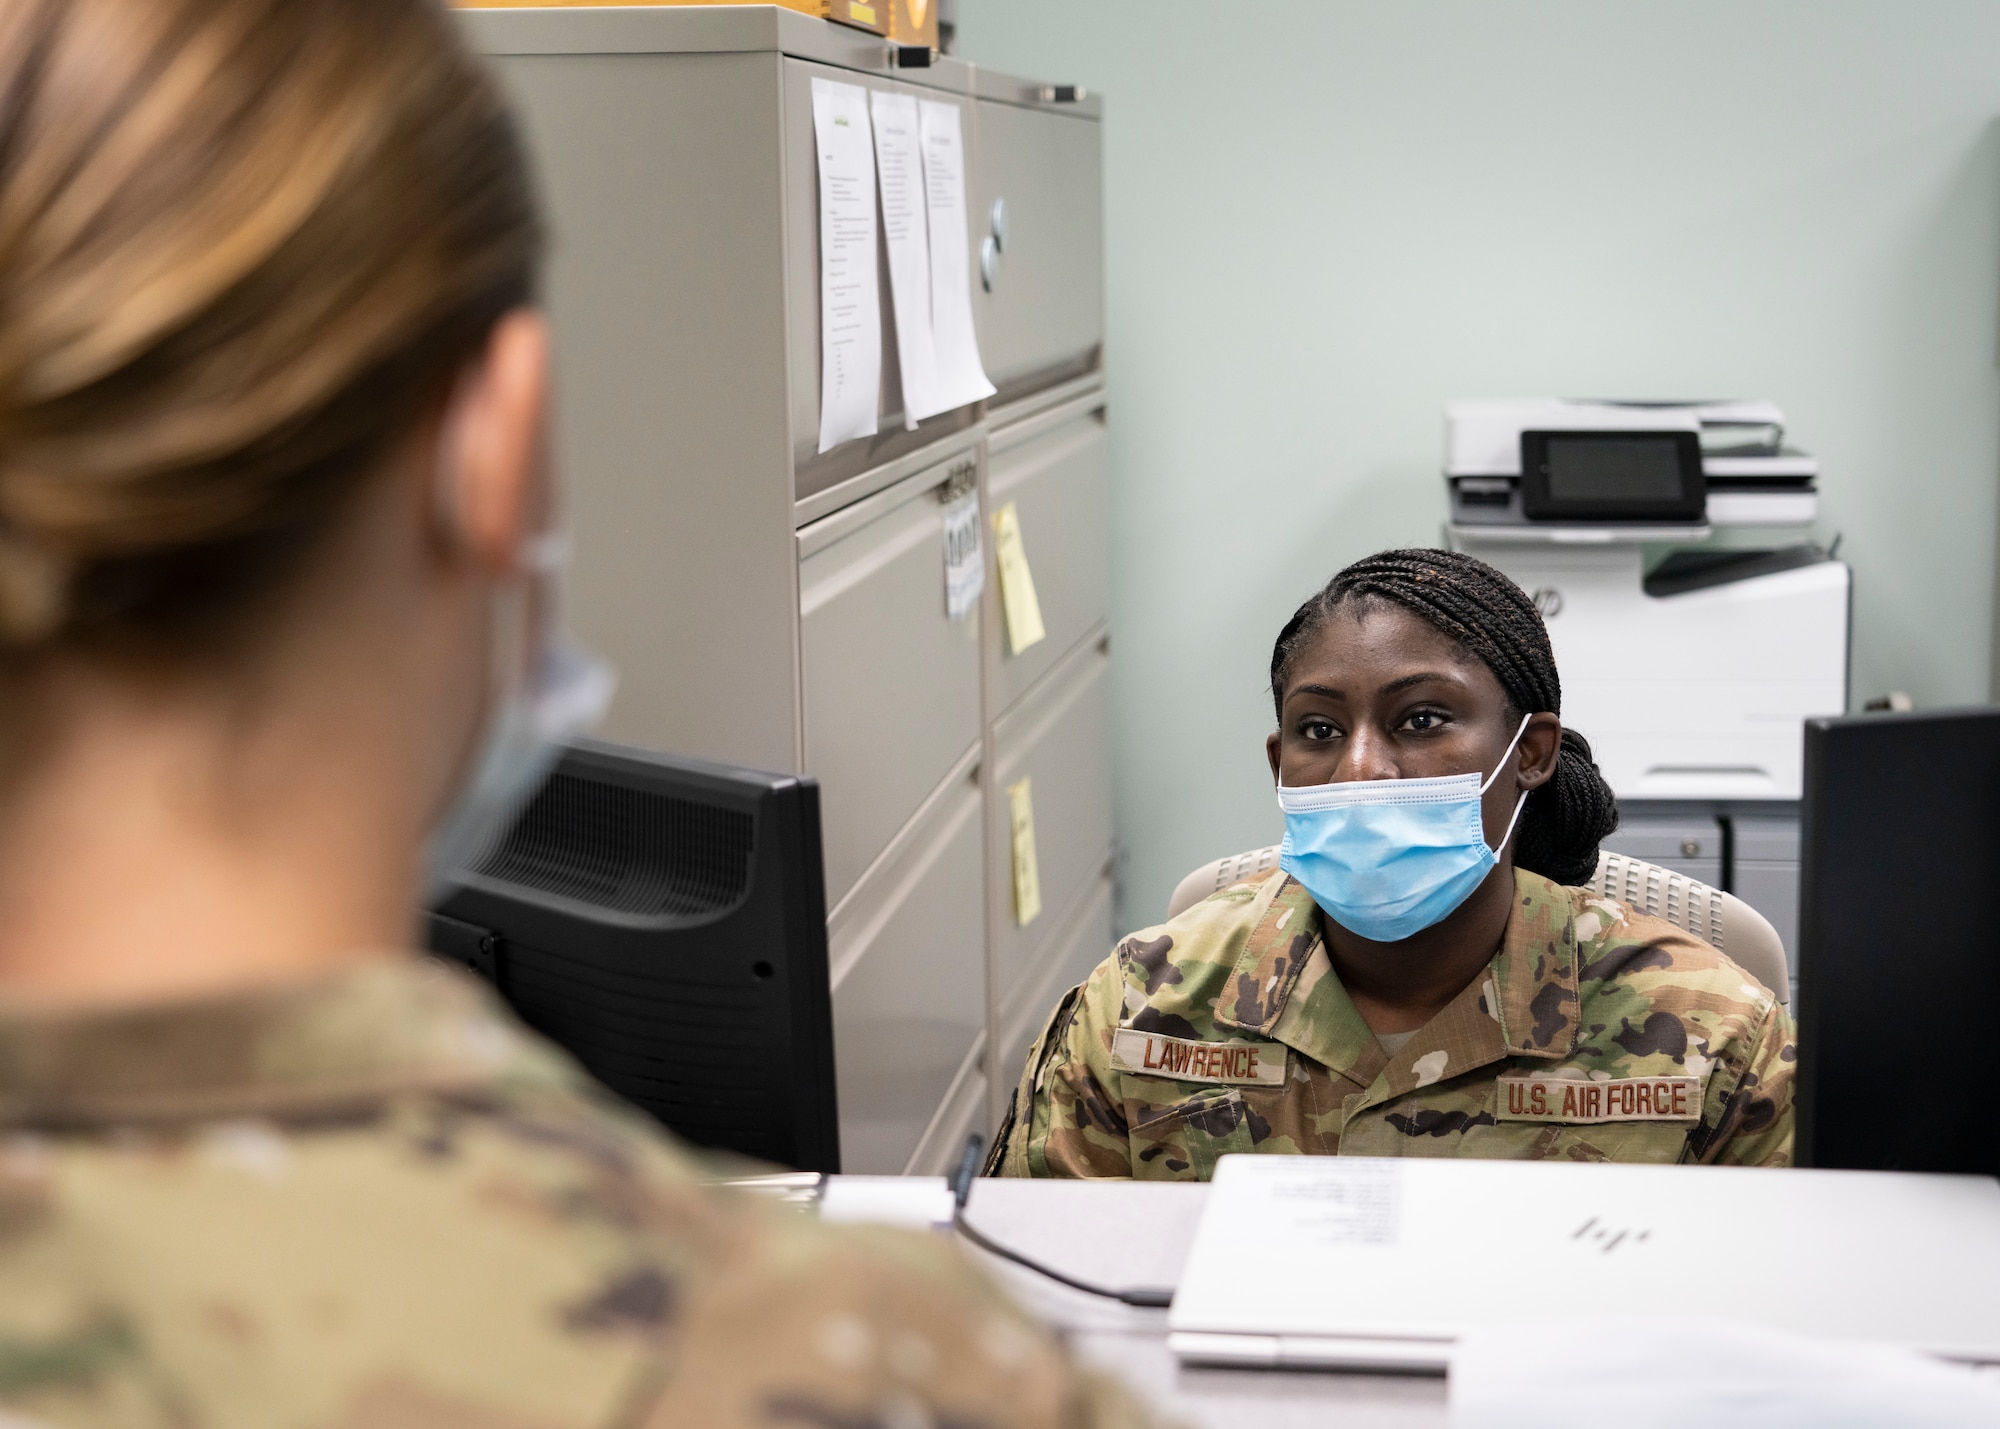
[{"xmin": 1443, "ymin": 399, "xmax": 1849, "ymax": 986}]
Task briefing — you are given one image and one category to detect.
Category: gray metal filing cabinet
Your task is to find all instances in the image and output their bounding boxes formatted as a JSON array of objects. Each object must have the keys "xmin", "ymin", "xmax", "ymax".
[
  {"xmin": 1602, "ymin": 815, "xmax": 1725, "ymax": 889},
  {"xmin": 464, "ymin": 6, "xmax": 1111, "ymax": 1173},
  {"xmin": 1731, "ymin": 815, "xmax": 1801, "ymax": 1007}
]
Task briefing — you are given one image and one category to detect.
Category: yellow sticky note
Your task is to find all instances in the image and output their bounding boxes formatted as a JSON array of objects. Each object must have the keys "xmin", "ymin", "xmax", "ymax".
[
  {"xmin": 992, "ymin": 501, "xmax": 1046, "ymax": 656},
  {"xmin": 1007, "ymin": 775, "xmax": 1042, "ymax": 927}
]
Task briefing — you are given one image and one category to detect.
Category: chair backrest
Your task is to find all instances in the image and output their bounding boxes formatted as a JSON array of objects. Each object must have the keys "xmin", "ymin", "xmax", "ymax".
[
  {"xmin": 1165, "ymin": 845, "xmax": 1789, "ymax": 1007},
  {"xmin": 1166, "ymin": 845, "xmax": 1281, "ymax": 922}
]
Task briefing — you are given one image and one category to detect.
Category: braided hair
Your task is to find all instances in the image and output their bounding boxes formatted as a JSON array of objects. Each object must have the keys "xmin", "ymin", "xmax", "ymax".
[{"xmin": 1269, "ymin": 548, "xmax": 1618, "ymax": 886}]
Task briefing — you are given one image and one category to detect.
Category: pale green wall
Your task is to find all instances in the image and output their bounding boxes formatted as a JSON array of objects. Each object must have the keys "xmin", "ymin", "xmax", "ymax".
[{"xmin": 959, "ymin": 0, "xmax": 2000, "ymax": 931}]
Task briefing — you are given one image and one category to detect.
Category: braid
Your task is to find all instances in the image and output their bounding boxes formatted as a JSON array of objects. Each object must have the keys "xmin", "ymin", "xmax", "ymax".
[{"xmin": 1269, "ymin": 547, "xmax": 1619, "ymax": 886}]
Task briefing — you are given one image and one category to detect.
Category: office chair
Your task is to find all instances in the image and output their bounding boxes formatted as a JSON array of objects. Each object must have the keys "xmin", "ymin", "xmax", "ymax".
[
  {"xmin": 1165, "ymin": 845, "xmax": 1283, "ymax": 921},
  {"xmin": 1165, "ymin": 845, "xmax": 1788, "ymax": 1006}
]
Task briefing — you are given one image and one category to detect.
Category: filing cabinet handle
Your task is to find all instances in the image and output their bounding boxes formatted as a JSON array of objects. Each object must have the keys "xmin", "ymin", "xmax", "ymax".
[
  {"xmin": 979, "ymin": 235, "xmax": 999, "ymax": 292},
  {"xmin": 938, "ymin": 460, "xmax": 977, "ymax": 503}
]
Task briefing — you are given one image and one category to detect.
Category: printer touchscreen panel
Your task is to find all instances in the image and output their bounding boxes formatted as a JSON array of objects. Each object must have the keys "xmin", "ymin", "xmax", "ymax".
[{"xmin": 1521, "ymin": 429, "xmax": 1704, "ymax": 521}]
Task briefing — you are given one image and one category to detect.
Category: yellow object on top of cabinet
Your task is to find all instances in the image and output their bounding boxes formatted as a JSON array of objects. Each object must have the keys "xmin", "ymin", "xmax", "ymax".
[
  {"xmin": 885, "ymin": 0, "xmax": 938, "ymax": 48},
  {"xmin": 452, "ymin": 0, "xmax": 889, "ymax": 37}
]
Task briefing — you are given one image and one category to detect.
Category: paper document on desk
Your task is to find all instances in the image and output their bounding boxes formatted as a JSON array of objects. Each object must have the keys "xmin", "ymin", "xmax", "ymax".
[
  {"xmin": 811, "ymin": 77, "xmax": 880, "ymax": 453},
  {"xmin": 918, "ymin": 100, "xmax": 994, "ymax": 411},
  {"xmin": 819, "ymin": 1176, "xmax": 955, "ymax": 1230},
  {"xmin": 870, "ymin": 90, "xmax": 946, "ymax": 430},
  {"xmin": 1453, "ymin": 1319, "xmax": 2000, "ymax": 1429}
]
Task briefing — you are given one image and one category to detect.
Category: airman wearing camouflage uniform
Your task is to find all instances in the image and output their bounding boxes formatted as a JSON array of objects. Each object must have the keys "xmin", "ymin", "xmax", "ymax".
[
  {"xmin": 0, "ymin": 0, "xmax": 1158, "ymax": 1422},
  {"xmin": 993, "ymin": 867, "xmax": 1794, "ymax": 1178},
  {"xmin": 0, "ymin": 958, "xmax": 1150, "ymax": 1428}
]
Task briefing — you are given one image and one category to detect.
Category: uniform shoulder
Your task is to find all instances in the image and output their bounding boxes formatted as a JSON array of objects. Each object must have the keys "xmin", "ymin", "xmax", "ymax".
[
  {"xmin": 378, "ymin": 1078, "xmax": 1153, "ymax": 1424},
  {"xmin": 1552, "ymin": 880, "xmax": 1780, "ymax": 1012},
  {"xmin": 1, "ymin": 997, "xmax": 1147, "ymax": 1426},
  {"xmin": 1091, "ymin": 870, "xmax": 1287, "ymax": 1032},
  {"xmin": 632, "ymin": 1188, "xmax": 1149, "ymax": 1424}
]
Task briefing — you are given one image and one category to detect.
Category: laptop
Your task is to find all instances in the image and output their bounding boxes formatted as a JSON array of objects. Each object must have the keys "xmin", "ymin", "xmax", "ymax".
[{"xmin": 1168, "ymin": 1155, "xmax": 2000, "ymax": 1373}]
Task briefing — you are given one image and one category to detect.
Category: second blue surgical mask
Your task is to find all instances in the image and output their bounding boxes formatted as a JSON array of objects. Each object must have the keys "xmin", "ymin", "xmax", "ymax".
[
  {"xmin": 1275, "ymin": 715, "xmax": 1532, "ymax": 943},
  {"xmin": 424, "ymin": 531, "xmax": 616, "ymax": 903}
]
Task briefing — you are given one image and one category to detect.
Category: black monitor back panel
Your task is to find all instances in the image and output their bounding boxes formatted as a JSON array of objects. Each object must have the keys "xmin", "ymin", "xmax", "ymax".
[
  {"xmin": 427, "ymin": 738, "xmax": 839, "ymax": 1172},
  {"xmin": 1798, "ymin": 707, "xmax": 2000, "ymax": 1173}
]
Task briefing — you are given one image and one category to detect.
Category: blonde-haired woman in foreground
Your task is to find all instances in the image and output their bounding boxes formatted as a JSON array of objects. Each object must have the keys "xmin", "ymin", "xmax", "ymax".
[{"xmin": 0, "ymin": 1, "xmax": 1147, "ymax": 1424}]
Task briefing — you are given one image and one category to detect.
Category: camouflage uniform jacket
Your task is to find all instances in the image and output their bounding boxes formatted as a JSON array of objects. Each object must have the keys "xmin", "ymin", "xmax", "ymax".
[
  {"xmin": 0, "ymin": 958, "xmax": 1151, "ymax": 1429},
  {"xmin": 993, "ymin": 868, "xmax": 1795, "ymax": 1178}
]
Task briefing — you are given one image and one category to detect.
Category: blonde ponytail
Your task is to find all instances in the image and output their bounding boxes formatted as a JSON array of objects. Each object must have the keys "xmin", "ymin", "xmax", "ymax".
[
  {"xmin": 0, "ymin": 0, "xmax": 539, "ymax": 657},
  {"xmin": 0, "ymin": 528, "xmax": 66, "ymax": 645}
]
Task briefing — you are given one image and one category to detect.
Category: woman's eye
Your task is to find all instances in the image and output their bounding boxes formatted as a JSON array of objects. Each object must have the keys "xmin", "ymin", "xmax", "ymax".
[
  {"xmin": 1405, "ymin": 710, "xmax": 1446, "ymax": 732},
  {"xmin": 1301, "ymin": 718, "xmax": 1337, "ymax": 741}
]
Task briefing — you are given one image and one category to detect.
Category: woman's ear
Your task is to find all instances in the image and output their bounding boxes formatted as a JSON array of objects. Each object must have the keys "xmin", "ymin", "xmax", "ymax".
[
  {"xmin": 1515, "ymin": 712, "xmax": 1563, "ymax": 791},
  {"xmin": 432, "ymin": 308, "xmax": 551, "ymax": 573},
  {"xmin": 1266, "ymin": 730, "xmax": 1282, "ymax": 783}
]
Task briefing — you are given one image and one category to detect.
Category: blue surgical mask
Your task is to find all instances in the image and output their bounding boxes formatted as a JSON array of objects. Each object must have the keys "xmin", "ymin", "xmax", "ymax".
[
  {"xmin": 1275, "ymin": 714, "xmax": 1532, "ymax": 943},
  {"xmin": 424, "ymin": 531, "xmax": 616, "ymax": 902}
]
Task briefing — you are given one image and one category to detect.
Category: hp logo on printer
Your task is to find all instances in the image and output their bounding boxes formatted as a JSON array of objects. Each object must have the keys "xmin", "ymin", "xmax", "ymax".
[{"xmin": 1531, "ymin": 587, "xmax": 1564, "ymax": 620}]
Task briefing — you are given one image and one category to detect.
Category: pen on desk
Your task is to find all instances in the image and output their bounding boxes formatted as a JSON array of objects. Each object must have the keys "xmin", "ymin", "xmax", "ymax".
[{"xmin": 951, "ymin": 1132, "xmax": 984, "ymax": 1208}]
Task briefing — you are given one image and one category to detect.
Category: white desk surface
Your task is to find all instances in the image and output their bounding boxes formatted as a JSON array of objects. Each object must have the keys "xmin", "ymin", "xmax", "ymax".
[{"xmin": 957, "ymin": 1178, "xmax": 1447, "ymax": 1428}]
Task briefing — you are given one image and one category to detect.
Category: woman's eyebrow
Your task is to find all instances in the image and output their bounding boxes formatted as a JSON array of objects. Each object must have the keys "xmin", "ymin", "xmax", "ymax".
[
  {"xmin": 1288, "ymin": 669, "xmax": 1468, "ymax": 703},
  {"xmin": 1380, "ymin": 670, "xmax": 1466, "ymax": 695}
]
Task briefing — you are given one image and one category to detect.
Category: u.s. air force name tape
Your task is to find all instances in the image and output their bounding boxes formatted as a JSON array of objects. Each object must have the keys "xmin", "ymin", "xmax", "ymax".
[
  {"xmin": 1110, "ymin": 1028, "xmax": 1287, "ymax": 1087},
  {"xmin": 1495, "ymin": 1075, "xmax": 1701, "ymax": 1124}
]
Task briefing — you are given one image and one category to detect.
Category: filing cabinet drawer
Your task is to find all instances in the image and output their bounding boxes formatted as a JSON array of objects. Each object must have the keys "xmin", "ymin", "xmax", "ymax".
[
  {"xmin": 1732, "ymin": 814, "xmax": 1800, "ymax": 981},
  {"xmin": 968, "ymin": 98, "xmax": 1103, "ymax": 400},
  {"xmin": 990, "ymin": 633, "xmax": 1113, "ymax": 1011},
  {"xmin": 988, "ymin": 403, "xmax": 1109, "ymax": 712},
  {"xmin": 800, "ymin": 461, "xmax": 982, "ymax": 908},
  {"xmin": 996, "ymin": 872, "xmax": 1114, "ymax": 1096},
  {"xmin": 1600, "ymin": 815, "xmax": 1723, "ymax": 889},
  {"xmin": 829, "ymin": 761, "xmax": 985, "ymax": 1174},
  {"xmin": 905, "ymin": 1039, "xmax": 987, "ymax": 1179}
]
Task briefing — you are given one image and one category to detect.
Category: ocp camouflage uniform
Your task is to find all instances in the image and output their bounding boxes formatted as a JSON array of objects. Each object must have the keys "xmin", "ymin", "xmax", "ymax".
[
  {"xmin": 993, "ymin": 868, "xmax": 1794, "ymax": 1178},
  {"xmin": 0, "ymin": 959, "xmax": 1152, "ymax": 1429}
]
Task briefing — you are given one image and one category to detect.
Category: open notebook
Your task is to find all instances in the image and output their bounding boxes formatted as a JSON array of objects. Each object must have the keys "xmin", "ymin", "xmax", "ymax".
[{"xmin": 1168, "ymin": 1155, "xmax": 2000, "ymax": 1374}]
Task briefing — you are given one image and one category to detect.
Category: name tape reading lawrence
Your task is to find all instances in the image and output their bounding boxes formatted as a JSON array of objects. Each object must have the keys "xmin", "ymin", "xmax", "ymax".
[{"xmin": 1110, "ymin": 1029, "xmax": 1288, "ymax": 1087}]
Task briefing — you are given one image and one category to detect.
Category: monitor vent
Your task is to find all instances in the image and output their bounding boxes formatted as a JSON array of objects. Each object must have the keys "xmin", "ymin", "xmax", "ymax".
[{"xmin": 471, "ymin": 771, "xmax": 753, "ymax": 917}]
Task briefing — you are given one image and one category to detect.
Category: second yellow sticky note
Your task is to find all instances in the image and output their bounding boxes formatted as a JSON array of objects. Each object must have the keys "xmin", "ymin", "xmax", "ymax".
[
  {"xmin": 1007, "ymin": 775, "xmax": 1042, "ymax": 926},
  {"xmin": 991, "ymin": 501, "xmax": 1046, "ymax": 656}
]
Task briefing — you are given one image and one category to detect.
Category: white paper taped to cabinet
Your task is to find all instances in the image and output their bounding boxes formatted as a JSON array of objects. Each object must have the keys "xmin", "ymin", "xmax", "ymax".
[
  {"xmin": 917, "ymin": 100, "xmax": 994, "ymax": 411},
  {"xmin": 811, "ymin": 77, "xmax": 881, "ymax": 453},
  {"xmin": 942, "ymin": 490, "xmax": 983, "ymax": 620},
  {"xmin": 870, "ymin": 89, "xmax": 947, "ymax": 429}
]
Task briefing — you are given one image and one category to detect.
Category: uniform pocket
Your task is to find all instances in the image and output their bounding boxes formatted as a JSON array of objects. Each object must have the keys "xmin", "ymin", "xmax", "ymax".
[
  {"xmin": 1525, "ymin": 1121, "xmax": 1696, "ymax": 1164},
  {"xmin": 1128, "ymin": 1088, "xmax": 1264, "ymax": 1181}
]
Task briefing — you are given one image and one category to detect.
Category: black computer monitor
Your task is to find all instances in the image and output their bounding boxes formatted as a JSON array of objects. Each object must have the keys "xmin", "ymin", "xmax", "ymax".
[
  {"xmin": 1798, "ymin": 706, "xmax": 2000, "ymax": 1174},
  {"xmin": 427, "ymin": 738, "xmax": 839, "ymax": 1172}
]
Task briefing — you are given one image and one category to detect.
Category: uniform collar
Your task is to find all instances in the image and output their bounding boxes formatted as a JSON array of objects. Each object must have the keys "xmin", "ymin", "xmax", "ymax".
[
  {"xmin": 0, "ymin": 958, "xmax": 521, "ymax": 1128},
  {"xmin": 1215, "ymin": 868, "xmax": 1583, "ymax": 1094}
]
